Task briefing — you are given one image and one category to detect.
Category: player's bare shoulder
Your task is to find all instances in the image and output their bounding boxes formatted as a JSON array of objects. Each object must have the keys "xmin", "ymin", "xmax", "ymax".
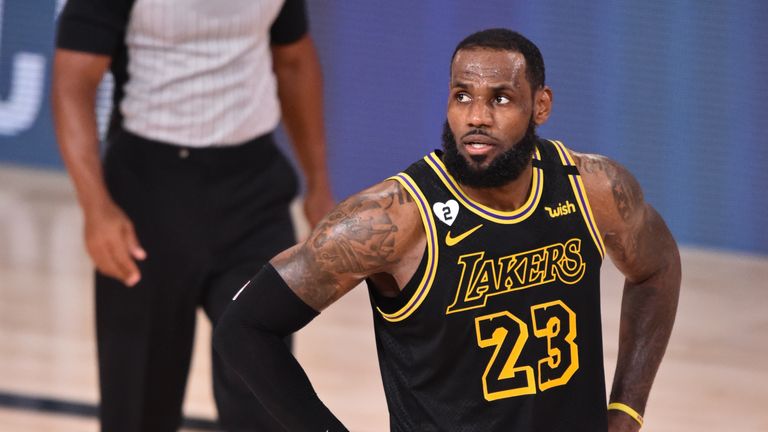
[
  {"xmin": 271, "ymin": 179, "xmax": 423, "ymax": 310},
  {"xmin": 568, "ymin": 149, "xmax": 679, "ymax": 282},
  {"xmin": 569, "ymin": 150, "xmax": 645, "ymax": 231},
  {"xmin": 308, "ymin": 179, "xmax": 423, "ymax": 275}
]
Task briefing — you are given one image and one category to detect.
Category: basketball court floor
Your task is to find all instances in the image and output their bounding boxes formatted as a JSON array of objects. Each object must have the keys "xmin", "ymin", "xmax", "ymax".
[{"xmin": 1, "ymin": 164, "xmax": 766, "ymax": 431}]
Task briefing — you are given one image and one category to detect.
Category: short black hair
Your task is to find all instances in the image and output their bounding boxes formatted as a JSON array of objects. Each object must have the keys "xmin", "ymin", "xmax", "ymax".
[{"xmin": 451, "ymin": 28, "xmax": 546, "ymax": 91}]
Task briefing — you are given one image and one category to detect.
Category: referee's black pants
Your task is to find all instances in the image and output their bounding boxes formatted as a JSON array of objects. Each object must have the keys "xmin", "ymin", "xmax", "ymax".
[{"xmin": 97, "ymin": 128, "xmax": 298, "ymax": 432}]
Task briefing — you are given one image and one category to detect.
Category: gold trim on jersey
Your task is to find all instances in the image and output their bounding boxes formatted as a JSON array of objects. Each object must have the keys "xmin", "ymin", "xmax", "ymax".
[
  {"xmin": 424, "ymin": 149, "xmax": 543, "ymax": 224},
  {"xmin": 377, "ymin": 173, "xmax": 439, "ymax": 322},
  {"xmin": 549, "ymin": 140, "xmax": 606, "ymax": 258}
]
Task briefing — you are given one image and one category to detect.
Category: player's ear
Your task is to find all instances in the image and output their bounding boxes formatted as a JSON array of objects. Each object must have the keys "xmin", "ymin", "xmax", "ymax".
[{"xmin": 533, "ymin": 86, "xmax": 552, "ymax": 126}]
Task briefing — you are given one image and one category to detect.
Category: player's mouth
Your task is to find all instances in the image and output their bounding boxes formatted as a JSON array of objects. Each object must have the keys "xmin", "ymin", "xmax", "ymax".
[{"xmin": 462, "ymin": 135, "xmax": 497, "ymax": 156}]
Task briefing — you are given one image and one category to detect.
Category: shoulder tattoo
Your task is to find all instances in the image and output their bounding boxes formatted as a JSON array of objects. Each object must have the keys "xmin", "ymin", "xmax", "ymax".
[
  {"xmin": 311, "ymin": 194, "xmax": 399, "ymax": 274},
  {"xmin": 577, "ymin": 153, "xmax": 643, "ymax": 222},
  {"xmin": 275, "ymin": 182, "xmax": 412, "ymax": 307}
]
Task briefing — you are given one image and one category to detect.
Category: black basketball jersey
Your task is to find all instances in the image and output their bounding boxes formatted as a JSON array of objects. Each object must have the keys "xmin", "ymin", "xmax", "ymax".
[{"xmin": 369, "ymin": 139, "xmax": 608, "ymax": 431}]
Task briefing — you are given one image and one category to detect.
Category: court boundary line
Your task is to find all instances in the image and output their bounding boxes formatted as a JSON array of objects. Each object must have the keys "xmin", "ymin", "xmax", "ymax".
[{"xmin": 0, "ymin": 390, "xmax": 219, "ymax": 430}]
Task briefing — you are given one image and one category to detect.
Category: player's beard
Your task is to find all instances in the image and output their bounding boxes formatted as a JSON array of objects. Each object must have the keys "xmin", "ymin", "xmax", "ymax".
[{"xmin": 441, "ymin": 119, "xmax": 538, "ymax": 188}]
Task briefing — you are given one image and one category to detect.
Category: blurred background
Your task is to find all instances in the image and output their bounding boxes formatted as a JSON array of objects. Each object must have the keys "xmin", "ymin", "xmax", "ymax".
[
  {"xmin": 4, "ymin": 0, "xmax": 767, "ymax": 253},
  {"xmin": 1, "ymin": 0, "xmax": 767, "ymax": 430}
]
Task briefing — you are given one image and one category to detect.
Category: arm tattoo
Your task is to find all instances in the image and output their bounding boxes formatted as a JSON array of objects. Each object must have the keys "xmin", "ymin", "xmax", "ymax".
[
  {"xmin": 610, "ymin": 172, "xmax": 642, "ymax": 223},
  {"xmin": 311, "ymin": 196, "xmax": 398, "ymax": 273},
  {"xmin": 388, "ymin": 182, "xmax": 414, "ymax": 207},
  {"xmin": 578, "ymin": 153, "xmax": 662, "ymax": 280},
  {"xmin": 576, "ymin": 153, "xmax": 680, "ymax": 412},
  {"xmin": 578, "ymin": 154, "xmax": 643, "ymax": 222},
  {"xmin": 275, "ymin": 185, "xmax": 406, "ymax": 308}
]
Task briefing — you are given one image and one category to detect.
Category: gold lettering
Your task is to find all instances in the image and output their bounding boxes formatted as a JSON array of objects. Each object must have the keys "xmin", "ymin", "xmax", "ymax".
[
  {"xmin": 528, "ymin": 249, "xmax": 547, "ymax": 285},
  {"xmin": 447, "ymin": 252, "xmax": 485, "ymax": 313},
  {"xmin": 556, "ymin": 239, "xmax": 585, "ymax": 284},
  {"xmin": 566, "ymin": 200, "xmax": 576, "ymax": 214},
  {"xmin": 473, "ymin": 259, "xmax": 498, "ymax": 298},
  {"xmin": 545, "ymin": 201, "xmax": 577, "ymax": 218},
  {"xmin": 546, "ymin": 243, "xmax": 564, "ymax": 281},
  {"xmin": 498, "ymin": 255, "xmax": 517, "ymax": 290},
  {"xmin": 446, "ymin": 239, "xmax": 587, "ymax": 315}
]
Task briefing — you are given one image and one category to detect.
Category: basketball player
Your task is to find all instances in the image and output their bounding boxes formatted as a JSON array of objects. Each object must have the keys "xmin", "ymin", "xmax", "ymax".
[{"xmin": 214, "ymin": 29, "xmax": 681, "ymax": 431}]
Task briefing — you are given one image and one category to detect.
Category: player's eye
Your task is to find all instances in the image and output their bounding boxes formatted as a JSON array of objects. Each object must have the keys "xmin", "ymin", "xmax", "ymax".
[
  {"xmin": 456, "ymin": 93, "xmax": 471, "ymax": 103},
  {"xmin": 495, "ymin": 95, "xmax": 511, "ymax": 104}
]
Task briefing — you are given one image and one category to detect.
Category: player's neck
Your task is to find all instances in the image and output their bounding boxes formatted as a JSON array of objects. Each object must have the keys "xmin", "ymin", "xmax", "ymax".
[{"xmin": 459, "ymin": 163, "xmax": 534, "ymax": 212}]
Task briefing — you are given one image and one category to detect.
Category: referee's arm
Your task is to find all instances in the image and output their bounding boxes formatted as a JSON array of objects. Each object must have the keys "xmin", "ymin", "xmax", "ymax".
[
  {"xmin": 52, "ymin": 0, "xmax": 144, "ymax": 287},
  {"xmin": 271, "ymin": 0, "xmax": 334, "ymax": 228}
]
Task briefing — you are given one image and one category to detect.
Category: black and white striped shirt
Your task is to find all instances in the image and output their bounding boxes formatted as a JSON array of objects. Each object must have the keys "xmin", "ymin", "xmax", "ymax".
[{"xmin": 57, "ymin": 0, "xmax": 308, "ymax": 147}]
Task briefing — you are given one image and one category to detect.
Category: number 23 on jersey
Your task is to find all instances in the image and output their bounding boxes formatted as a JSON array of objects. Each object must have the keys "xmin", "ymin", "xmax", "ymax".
[{"xmin": 474, "ymin": 300, "xmax": 578, "ymax": 401}]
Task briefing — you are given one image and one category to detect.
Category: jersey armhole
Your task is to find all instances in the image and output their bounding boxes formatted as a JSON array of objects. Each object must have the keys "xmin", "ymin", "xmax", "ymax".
[
  {"xmin": 549, "ymin": 140, "xmax": 606, "ymax": 259},
  {"xmin": 367, "ymin": 243, "xmax": 428, "ymax": 314},
  {"xmin": 372, "ymin": 174, "xmax": 439, "ymax": 323}
]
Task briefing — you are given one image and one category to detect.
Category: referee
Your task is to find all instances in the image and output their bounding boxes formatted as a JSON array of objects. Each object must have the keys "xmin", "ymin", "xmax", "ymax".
[{"xmin": 52, "ymin": 0, "xmax": 333, "ymax": 430}]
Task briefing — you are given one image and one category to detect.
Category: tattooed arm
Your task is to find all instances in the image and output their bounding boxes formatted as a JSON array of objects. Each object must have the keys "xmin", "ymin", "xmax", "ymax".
[
  {"xmin": 213, "ymin": 180, "xmax": 423, "ymax": 431},
  {"xmin": 574, "ymin": 152, "xmax": 681, "ymax": 432},
  {"xmin": 272, "ymin": 179, "xmax": 425, "ymax": 309}
]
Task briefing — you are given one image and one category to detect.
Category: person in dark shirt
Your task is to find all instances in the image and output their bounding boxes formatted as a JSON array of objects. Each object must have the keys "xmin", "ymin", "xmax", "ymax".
[
  {"xmin": 52, "ymin": 0, "xmax": 334, "ymax": 430},
  {"xmin": 214, "ymin": 28, "xmax": 681, "ymax": 432}
]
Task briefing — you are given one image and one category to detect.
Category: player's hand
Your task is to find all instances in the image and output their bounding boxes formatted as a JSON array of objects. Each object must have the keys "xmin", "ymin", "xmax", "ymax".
[
  {"xmin": 302, "ymin": 185, "xmax": 335, "ymax": 229},
  {"xmin": 83, "ymin": 200, "xmax": 146, "ymax": 286}
]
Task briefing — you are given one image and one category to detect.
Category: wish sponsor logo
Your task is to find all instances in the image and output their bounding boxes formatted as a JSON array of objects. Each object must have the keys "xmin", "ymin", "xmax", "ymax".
[{"xmin": 544, "ymin": 201, "xmax": 576, "ymax": 218}]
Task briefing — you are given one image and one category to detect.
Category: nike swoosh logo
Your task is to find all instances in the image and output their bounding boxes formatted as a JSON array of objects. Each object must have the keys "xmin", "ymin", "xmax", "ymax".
[{"xmin": 445, "ymin": 224, "xmax": 483, "ymax": 246}]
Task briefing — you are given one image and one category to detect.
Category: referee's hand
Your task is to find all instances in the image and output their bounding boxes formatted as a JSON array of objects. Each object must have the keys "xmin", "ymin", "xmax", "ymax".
[
  {"xmin": 303, "ymin": 185, "xmax": 335, "ymax": 229},
  {"xmin": 84, "ymin": 200, "xmax": 146, "ymax": 287}
]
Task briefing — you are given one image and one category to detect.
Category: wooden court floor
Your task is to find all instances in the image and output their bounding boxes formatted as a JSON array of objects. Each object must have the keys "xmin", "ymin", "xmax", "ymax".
[{"xmin": 1, "ymin": 164, "xmax": 767, "ymax": 431}]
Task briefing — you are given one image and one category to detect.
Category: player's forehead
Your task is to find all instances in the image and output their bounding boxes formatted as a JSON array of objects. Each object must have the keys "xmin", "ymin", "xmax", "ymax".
[{"xmin": 450, "ymin": 48, "xmax": 527, "ymax": 89}]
